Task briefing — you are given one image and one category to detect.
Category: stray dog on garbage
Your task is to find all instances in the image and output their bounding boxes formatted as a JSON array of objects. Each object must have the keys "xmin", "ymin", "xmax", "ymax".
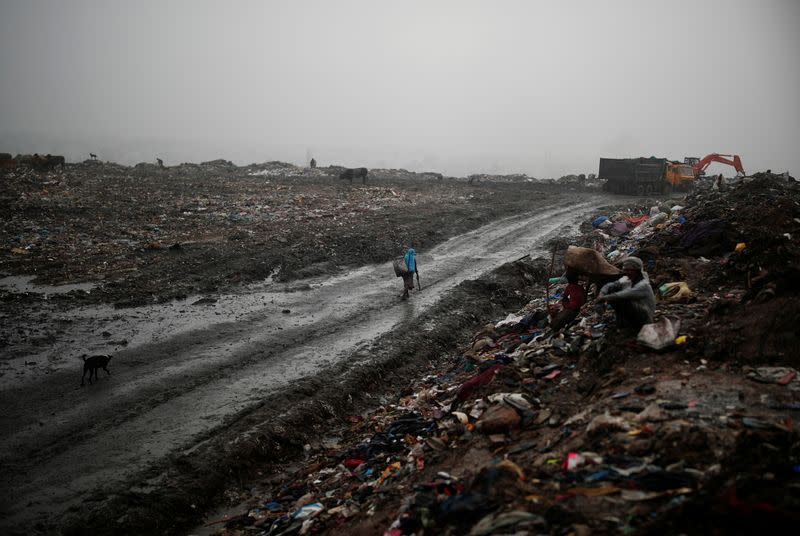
[{"xmin": 81, "ymin": 354, "xmax": 112, "ymax": 386}]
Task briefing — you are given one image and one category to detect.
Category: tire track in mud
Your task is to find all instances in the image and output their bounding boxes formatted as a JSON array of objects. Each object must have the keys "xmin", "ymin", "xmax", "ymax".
[{"xmin": 0, "ymin": 195, "xmax": 613, "ymax": 533}]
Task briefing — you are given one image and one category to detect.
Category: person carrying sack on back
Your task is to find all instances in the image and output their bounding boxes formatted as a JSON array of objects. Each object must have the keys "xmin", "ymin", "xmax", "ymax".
[{"xmin": 401, "ymin": 245, "xmax": 419, "ymax": 299}]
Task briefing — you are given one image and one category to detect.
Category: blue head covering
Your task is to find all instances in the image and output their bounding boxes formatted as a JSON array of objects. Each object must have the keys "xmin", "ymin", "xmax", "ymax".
[{"xmin": 404, "ymin": 248, "xmax": 416, "ymax": 272}]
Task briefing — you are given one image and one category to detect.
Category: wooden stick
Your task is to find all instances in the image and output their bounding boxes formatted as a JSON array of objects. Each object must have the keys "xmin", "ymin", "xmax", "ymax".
[{"xmin": 545, "ymin": 244, "xmax": 557, "ymax": 307}]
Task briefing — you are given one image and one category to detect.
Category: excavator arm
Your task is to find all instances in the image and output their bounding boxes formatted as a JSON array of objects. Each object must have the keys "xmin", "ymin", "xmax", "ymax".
[{"xmin": 692, "ymin": 153, "xmax": 745, "ymax": 177}]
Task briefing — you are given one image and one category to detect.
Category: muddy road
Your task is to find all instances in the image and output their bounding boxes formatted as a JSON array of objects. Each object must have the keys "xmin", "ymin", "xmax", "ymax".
[{"xmin": 0, "ymin": 184, "xmax": 614, "ymax": 532}]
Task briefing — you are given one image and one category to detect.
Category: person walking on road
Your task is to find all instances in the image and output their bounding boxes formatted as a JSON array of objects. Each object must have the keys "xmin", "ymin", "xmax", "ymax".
[{"xmin": 401, "ymin": 245, "xmax": 419, "ymax": 299}]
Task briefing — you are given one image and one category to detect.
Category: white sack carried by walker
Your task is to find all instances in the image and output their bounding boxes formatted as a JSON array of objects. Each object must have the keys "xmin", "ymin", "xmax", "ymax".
[{"xmin": 637, "ymin": 317, "xmax": 681, "ymax": 350}]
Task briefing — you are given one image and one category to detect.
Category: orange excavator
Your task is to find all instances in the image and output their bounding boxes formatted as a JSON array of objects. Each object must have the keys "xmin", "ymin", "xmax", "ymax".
[{"xmin": 689, "ymin": 153, "xmax": 745, "ymax": 178}]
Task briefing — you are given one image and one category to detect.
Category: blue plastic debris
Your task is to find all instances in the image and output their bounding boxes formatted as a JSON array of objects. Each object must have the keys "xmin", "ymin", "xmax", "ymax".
[
  {"xmin": 585, "ymin": 469, "xmax": 614, "ymax": 482},
  {"xmin": 291, "ymin": 502, "xmax": 324, "ymax": 520}
]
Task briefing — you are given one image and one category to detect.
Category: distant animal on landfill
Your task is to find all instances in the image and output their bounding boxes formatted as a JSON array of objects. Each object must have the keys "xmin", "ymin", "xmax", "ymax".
[
  {"xmin": 81, "ymin": 354, "xmax": 112, "ymax": 386},
  {"xmin": 156, "ymin": 157, "xmax": 164, "ymax": 167},
  {"xmin": 310, "ymin": 157, "xmax": 317, "ymax": 169},
  {"xmin": 339, "ymin": 167, "xmax": 368, "ymax": 184},
  {"xmin": 89, "ymin": 153, "xmax": 97, "ymax": 160}
]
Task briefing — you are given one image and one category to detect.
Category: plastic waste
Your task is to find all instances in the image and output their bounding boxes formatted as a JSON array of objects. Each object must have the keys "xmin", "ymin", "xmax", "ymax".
[
  {"xmin": 495, "ymin": 313, "xmax": 524, "ymax": 328},
  {"xmin": 562, "ymin": 451, "xmax": 603, "ymax": 471},
  {"xmin": 452, "ymin": 411, "xmax": 469, "ymax": 424},
  {"xmin": 637, "ymin": 317, "xmax": 681, "ymax": 350},
  {"xmin": 609, "ymin": 221, "xmax": 630, "ymax": 236},
  {"xmin": 291, "ymin": 502, "xmax": 324, "ymax": 519},
  {"xmin": 747, "ymin": 367, "xmax": 799, "ymax": 386},
  {"xmin": 649, "ymin": 212, "xmax": 668, "ymax": 226},
  {"xmin": 469, "ymin": 511, "xmax": 547, "ymax": 535},
  {"xmin": 544, "ymin": 370, "xmax": 561, "ymax": 380},
  {"xmin": 488, "ymin": 392, "xmax": 533, "ymax": 411},
  {"xmin": 658, "ymin": 282, "xmax": 692, "ymax": 302},
  {"xmin": 735, "ymin": 242, "xmax": 746, "ymax": 253},
  {"xmin": 592, "ymin": 216, "xmax": 609, "ymax": 228}
]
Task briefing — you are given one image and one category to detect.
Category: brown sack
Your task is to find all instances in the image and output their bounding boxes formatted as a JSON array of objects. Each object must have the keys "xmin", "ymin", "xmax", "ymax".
[
  {"xmin": 392, "ymin": 258, "xmax": 408, "ymax": 277},
  {"xmin": 563, "ymin": 246, "xmax": 621, "ymax": 278}
]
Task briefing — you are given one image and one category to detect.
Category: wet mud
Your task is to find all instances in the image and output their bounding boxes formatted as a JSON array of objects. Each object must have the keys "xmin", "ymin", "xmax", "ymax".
[
  {"xmin": 191, "ymin": 174, "xmax": 799, "ymax": 536},
  {"xmin": 0, "ymin": 161, "xmax": 615, "ymax": 534}
]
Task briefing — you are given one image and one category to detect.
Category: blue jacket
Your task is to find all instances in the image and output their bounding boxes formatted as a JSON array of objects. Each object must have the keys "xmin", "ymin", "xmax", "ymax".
[{"xmin": 404, "ymin": 248, "xmax": 416, "ymax": 273}]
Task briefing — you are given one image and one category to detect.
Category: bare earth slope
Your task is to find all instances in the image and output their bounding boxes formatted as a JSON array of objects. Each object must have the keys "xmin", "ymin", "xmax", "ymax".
[{"xmin": 0, "ymin": 161, "xmax": 610, "ymax": 534}]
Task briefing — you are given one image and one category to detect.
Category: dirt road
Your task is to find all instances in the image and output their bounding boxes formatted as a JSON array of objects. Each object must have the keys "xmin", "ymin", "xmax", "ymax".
[{"xmin": 0, "ymin": 192, "xmax": 614, "ymax": 533}]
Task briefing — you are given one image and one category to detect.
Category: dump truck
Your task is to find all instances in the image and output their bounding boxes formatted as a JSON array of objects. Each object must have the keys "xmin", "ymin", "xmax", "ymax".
[{"xmin": 599, "ymin": 157, "xmax": 694, "ymax": 195}]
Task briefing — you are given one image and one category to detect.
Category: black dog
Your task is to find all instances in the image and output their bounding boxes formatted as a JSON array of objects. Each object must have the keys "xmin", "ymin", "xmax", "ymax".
[{"xmin": 81, "ymin": 354, "xmax": 112, "ymax": 386}]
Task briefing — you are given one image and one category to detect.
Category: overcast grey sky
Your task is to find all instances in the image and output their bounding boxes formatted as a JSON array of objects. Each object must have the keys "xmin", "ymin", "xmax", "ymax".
[{"xmin": 1, "ymin": 0, "xmax": 798, "ymax": 177}]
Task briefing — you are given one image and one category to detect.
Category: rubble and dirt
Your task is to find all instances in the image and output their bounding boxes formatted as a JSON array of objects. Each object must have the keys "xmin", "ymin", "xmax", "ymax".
[
  {"xmin": 0, "ymin": 160, "xmax": 580, "ymax": 310},
  {"xmin": 2, "ymin": 162, "xmax": 799, "ymax": 535},
  {"xmin": 0, "ymin": 159, "xmax": 603, "ymax": 535},
  {"xmin": 188, "ymin": 173, "xmax": 799, "ymax": 536}
]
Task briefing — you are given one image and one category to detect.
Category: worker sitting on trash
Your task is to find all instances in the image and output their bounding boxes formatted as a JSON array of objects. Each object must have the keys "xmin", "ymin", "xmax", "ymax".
[
  {"xmin": 594, "ymin": 256, "xmax": 655, "ymax": 331},
  {"xmin": 550, "ymin": 272, "xmax": 586, "ymax": 332}
]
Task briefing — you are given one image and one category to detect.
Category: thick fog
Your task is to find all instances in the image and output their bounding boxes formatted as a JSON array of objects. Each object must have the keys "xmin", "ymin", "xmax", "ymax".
[{"xmin": 1, "ymin": 0, "xmax": 798, "ymax": 177}]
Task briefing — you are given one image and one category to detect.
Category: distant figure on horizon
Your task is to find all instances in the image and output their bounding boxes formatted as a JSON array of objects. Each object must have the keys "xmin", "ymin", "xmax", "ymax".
[
  {"xmin": 310, "ymin": 157, "xmax": 317, "ymax": 169},
  {"xmin": 89, "ymin": 153, "xmax": 97, "ymax": 160},
  {"xmin": 156, "ymin": 158, "xmax": 164, "ymax": 168}
]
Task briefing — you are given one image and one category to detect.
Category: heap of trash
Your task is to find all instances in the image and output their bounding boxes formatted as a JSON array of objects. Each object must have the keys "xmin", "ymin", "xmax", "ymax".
[
  {"xmin": 0, "ymin": 159, "xmax": 498, "ymax": 306},
  {"xmin": 207, "ymin": 172, "xmax": 799, "ymax": 535}
]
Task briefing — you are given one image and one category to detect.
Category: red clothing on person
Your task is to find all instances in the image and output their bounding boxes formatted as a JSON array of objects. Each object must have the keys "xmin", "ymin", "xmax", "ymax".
[{"xmin": 562, "ymin": 283, "xmax": 586, "ymax": 311}]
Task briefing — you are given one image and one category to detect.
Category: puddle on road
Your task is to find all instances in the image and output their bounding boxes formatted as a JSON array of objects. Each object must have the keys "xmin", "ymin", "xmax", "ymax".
[
  {"xmin": 1, "ymin": 198, "xmax": 619, "ymax": 532},
  {"xmin": 1, "ymin": 201, "xmax": 600, "ymax": 388},
  {"xmin": 0, "ymin": 275, "xmax": 96, "ymax": 295}
]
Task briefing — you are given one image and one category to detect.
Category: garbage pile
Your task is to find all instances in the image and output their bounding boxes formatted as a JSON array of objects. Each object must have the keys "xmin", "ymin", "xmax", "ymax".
[
  {"xmin": 1, "ymin": 159, "xmax": 501, "ymax": 305},
  {"xmin": 208, "ymin": 173, "xmax": 799, "ymax": 535}
]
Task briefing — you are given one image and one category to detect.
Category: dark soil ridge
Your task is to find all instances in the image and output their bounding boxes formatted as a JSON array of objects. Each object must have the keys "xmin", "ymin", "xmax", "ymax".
[{"xmin": 53, "ymin": 258, "xmax": 550, "ymax": 536}]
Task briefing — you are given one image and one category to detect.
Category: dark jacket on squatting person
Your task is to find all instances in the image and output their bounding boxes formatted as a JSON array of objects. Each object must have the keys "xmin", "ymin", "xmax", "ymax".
[{"xmin": 597, "ymin": 256, "xmax": 655, "ymax": 330}]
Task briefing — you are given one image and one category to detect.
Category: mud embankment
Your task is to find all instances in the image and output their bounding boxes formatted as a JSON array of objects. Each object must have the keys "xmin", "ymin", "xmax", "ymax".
[{"xmin": 50, "ymin": 259, "xmax": 551, "ymax": 536}]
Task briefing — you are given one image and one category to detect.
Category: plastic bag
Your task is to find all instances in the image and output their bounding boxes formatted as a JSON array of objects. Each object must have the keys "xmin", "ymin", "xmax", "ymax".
[
  {"xmin": 658, "ymin": 282, "xmax": 692, "ymax": 302},
  {"xmin": 637, "ymin": 317, "xmax": 681, "ymax": 350}
]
